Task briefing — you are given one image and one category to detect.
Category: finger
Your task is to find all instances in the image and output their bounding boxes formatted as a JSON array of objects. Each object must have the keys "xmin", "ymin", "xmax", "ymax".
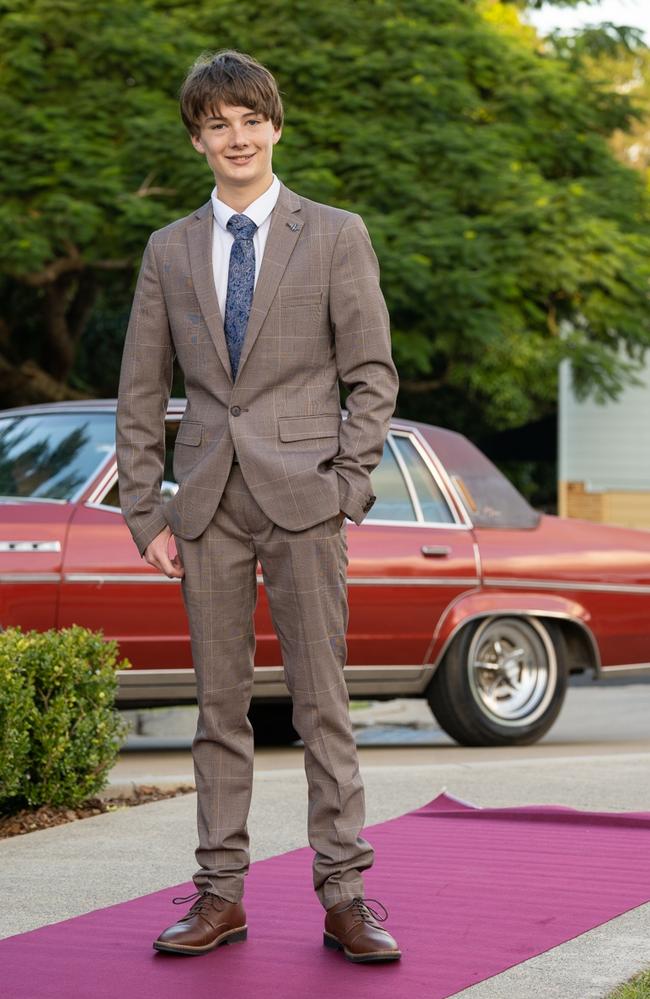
[
  {"xmin": 170, "ymin": 554, "xmax": 185, "ymax": 578},
  {"xmin": 157, "ymin": 551, "xmax": 179, "ymax": 578}
]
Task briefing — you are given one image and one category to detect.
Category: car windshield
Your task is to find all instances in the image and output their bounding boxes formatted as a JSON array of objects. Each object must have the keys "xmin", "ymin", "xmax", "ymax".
[{"xmin": 0, "ymin": 412, "xmax": 115, "ymax": 501}]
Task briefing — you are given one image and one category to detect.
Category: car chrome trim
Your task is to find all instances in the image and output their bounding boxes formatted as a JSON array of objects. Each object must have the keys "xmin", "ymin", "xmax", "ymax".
[
  {"xmin": 361, "ymin": 518, "xmax": 471, "ymax": 531},
  {"xmin": 389, "ymin": 427, "xmax": 470, "ymax": 527},
  {"xmin": 472, "ymin": 541, "xmax": 482, "ymax": 580},
  {"xmin": 0, "ymin": 573, "xmax": 60, "ymax": 583},
  {"xmin": 390, "ymin": 424, "xmax": 474, "ymax": 528},
  {"xmin": 431, "ymin": 609, "xmax": 602, "ymax": 674},
  {"xmin": 116, "ymin": 664, "xmax": 436, "ymax": 702},
  {"xmin": 347, "ymin": 576, "xmax": 480, "ymax": 587},
  {"xmin": 71, "ymin": 450, "xmax": 117, "ymax": 504},
  {"xmin": 63, "ymin": 572, "xmax": 481, "ymax": 587},
  {"xmin": 0, "ymin": 496, "xmax": 68, "ymax": 505},
  {"xmin": 0, "ymin": 541, "xmax": 62, "ymax": 552},
  {"xmin": 423, "ymin": 585, "xmax": 483, "ymax": 664},
  {"xmin": 64, "ymin": 573, "xmax": 182, "ymax": 584},
  {"xmin": 484, "ymin": 577, "xmax": 650, "ymax": 596},
  {"xmin": 387, "ymin": 434, "xmax": 423, "ymax": 522},
  {"xmin": 84, "ymin": 502, "xmax": 123, "ymax": 514},
  {"xmin": 86, "ymin": 462, "xmax": 118, "ymax": 505}
]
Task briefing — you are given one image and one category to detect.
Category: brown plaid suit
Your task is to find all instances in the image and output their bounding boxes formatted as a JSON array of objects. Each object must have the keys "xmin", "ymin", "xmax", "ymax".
[{"xmin": 116, "ymin": 180, "xmax": 399, "ymax": 908}]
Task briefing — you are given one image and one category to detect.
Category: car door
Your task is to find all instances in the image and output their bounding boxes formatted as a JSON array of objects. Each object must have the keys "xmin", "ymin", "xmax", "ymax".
[
  {"xmin": 345, "ymin": 428, "xmax": 480, "ymax": 668},
  {"xmin": 58, "ymin": 418, "xmax": 191, "ymax": 672}
]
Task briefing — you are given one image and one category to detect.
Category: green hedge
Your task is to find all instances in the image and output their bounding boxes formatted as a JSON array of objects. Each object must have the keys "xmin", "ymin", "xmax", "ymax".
[{"xmin": 0, "ymin": 626, "xmax": 130, "ymax": 811}]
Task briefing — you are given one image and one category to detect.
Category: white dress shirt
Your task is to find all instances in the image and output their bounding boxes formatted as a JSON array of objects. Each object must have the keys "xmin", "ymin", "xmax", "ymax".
[{"xmin": 210, "ymin": 174, "xmax": 281, "ymax": 318}]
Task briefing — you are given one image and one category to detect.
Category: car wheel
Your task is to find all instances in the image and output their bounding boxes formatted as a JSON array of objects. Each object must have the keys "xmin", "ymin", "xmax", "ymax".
[
  {"xmin": 248, "ymin": 701, "xmax": 299, "ymax": 746},
  {"xmin": 427, "ymin": 616, "xmax": 568, "ymax": 746}
]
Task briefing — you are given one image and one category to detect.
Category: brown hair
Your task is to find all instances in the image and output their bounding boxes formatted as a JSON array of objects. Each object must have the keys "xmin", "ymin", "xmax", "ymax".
[{"xmin": 180, "ymin": 50, "xmax": 284, "ymax": 136}]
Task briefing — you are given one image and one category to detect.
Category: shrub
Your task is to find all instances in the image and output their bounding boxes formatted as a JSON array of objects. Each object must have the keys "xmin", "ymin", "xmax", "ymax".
[
  {"xmin": 0, "ymin": 630, "xmax": 35, "ymax": 800},
  {"xmin": 0, "ymin": 626, "xmax": 130, "ymax": 811}
]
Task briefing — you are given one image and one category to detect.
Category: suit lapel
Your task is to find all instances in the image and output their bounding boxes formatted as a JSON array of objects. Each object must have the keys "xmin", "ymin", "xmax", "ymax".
[
  {"xmin": 235, "ymin": 182, "xmax": 303, "ymax": 380},
  {"xmin": 186, "ymin": 202, "xmax": 233, "ymax": 383}
]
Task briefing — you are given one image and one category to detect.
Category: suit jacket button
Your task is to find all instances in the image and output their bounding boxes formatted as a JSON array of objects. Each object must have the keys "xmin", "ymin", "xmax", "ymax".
[{"xmin": 230, "ymin": 405, "xmax": 241, "ymax": 417}]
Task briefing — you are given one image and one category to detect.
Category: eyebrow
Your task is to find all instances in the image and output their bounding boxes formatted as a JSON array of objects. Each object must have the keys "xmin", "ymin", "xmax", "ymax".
[{"xmin": 204, "ymin": 111, "xmax": 261, "ymax": 123}]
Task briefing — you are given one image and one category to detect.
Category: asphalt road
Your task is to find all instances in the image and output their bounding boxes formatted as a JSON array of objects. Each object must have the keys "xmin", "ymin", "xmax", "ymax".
[{"xmin": 110, "ymin": 675, "xmax": 650, "ymax": 784}]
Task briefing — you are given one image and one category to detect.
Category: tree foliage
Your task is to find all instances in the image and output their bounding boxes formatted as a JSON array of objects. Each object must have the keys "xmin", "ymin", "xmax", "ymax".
[
  {"xmin": 1, "ymin": 0, "xmax": 649, "ymax": 437},
  {"xmin": 0, "ymin": 0, "xmax": 203, "ymax": 399}
]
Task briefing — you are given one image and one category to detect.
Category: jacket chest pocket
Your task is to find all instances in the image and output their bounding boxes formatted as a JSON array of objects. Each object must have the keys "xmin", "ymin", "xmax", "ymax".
[{"xmin": 277, "ymin": 290, "xmax": 323, "ymax": 325}]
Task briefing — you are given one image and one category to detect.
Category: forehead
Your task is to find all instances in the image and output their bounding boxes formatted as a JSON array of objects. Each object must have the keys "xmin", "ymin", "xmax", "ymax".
[{"xmin": 202, "ymin": 104, "xmax": 266, "ymax": 123}]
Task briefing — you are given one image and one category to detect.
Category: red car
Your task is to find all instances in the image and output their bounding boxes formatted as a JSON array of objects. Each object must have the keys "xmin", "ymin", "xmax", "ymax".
[{"xmin": 1, "ymin": 400, "xmax": 648, "ymax": 747}]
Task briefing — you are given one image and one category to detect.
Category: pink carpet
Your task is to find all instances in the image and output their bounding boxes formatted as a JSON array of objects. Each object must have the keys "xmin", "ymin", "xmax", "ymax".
[{"xmin": 3, "ymin": 791, "xmax": 650, "ymax": 999}]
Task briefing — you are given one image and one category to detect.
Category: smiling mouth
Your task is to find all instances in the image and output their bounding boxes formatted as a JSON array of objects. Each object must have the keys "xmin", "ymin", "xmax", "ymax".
[{"xmin": 227, "ymin": 153, "xmax": 255, "ymax": 163}]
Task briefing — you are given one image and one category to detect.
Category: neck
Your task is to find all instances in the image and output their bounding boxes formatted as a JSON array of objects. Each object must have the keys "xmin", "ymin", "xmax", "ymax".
[{"xmin": 216, "ymin": 171, "xmax": 274, "ymax": 214}]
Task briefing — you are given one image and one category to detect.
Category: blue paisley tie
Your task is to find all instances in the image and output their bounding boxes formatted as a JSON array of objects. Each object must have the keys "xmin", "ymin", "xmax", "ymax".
[{"xmin": 224, "ymin": 213, "xmax": 258, "ymax": 379}]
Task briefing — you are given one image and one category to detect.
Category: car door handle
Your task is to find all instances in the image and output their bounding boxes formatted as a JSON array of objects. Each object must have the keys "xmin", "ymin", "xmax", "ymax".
[{"xmin": 421, "ymin": 545, "xmax": 451, "ymax": 557}]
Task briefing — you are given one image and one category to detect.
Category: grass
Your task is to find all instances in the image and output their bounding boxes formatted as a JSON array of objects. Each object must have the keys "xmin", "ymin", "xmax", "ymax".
[{"xmin": 607, "ymin": 970, "xmax": 650, "ymax": 998}]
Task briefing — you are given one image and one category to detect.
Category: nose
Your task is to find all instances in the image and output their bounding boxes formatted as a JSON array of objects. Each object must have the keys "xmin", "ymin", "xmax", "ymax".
[{"xmin": 229, "ymin": 125, "xmax": 249, "ymax": 148}]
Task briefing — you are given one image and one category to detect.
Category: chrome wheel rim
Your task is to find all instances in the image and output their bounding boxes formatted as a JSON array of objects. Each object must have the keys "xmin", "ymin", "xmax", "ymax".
[{"xmin": 467, "ymin": 617, "xmax": 556, "ymax": 727}]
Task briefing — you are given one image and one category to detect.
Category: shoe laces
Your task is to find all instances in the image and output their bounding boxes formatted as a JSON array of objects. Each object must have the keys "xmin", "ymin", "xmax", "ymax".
[
  {"xmin": 171, "ymin": 890, "xmax": 223, "ymax": 917},
  {"xmin": 338, "ymin": 896, "xmax": 389, "ymax": 923}
]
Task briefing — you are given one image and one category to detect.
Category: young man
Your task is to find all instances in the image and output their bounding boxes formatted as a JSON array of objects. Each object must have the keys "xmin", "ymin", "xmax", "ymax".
[{"xmin": 116, "ymin": 50, "xmax": 400, "ymax": 963}]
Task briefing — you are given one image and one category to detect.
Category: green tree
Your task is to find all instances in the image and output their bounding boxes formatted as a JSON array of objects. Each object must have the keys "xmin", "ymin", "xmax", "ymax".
[
  {"xmin": 2, "ymin": 0, "xmax": 649, "ymax": 439},
  {"xmin": 0, "ymin": 0, "xmax": 202, "ymax": 403},
  {"xmin": 193, "ymin": 0, "xmax": 650, "ymax": 432}
]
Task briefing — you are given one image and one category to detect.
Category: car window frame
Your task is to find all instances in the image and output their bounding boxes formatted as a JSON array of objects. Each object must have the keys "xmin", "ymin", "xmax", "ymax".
[
  {"xmin": 87, "ymin": 413, "xmax": 185, "ymax": 512},
  {"xmin": 365, "ymin": 429, "xmax": 471, "ymax": 530}
]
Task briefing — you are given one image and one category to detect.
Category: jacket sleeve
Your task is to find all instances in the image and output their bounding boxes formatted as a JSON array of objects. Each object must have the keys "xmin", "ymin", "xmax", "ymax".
[
  {"xmin": 115, "ymin": 235, "xmax": 174, "ymax": 557},
  {"xmin": 329, "ymin": 214, "xmax": 399, "ymax": 524}
]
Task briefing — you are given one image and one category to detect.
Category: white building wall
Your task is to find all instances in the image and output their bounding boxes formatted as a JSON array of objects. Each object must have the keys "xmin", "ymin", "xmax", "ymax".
[{"xmin": 559, "ymin": 359, "xmax": 650, "ymax": 491}]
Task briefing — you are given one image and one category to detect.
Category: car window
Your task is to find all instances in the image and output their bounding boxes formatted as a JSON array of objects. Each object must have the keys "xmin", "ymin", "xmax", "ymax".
[
  {"xmin": 392, "ymin": 434, "xmax": 455, "ymax": 524},
  {"xmin": 102, "ymin": 421, "xmax": 180, "ymax": 508},
  {"xmin": 367, "ymin": 441, "xmax": 417, "ymax": 522},
  {"xmin": 0, "ymin": 412, "xmax": 115, "ymax": 501}
]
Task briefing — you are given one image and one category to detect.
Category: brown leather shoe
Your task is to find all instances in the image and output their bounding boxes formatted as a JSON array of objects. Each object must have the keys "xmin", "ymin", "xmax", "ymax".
[
  {"xmin": 153, "ymin": 890, "xmax": 247, "ymax": 956},
  {"xmin": 324, "ymin": 896, "xmax": 401, "ymax": 963}
]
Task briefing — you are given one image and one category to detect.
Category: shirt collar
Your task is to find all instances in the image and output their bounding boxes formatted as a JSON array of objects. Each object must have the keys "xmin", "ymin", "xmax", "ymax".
[{"xmin": 211, "ymin": 174, "xmax": 281, "ymax": 232}]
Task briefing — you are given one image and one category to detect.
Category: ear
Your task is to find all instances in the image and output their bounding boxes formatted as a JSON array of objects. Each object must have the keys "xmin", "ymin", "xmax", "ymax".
[
  {"xmin": 190, "ymin": 133, "xmax": 206, "ymax": 155},
  {"xmin": 272, "ymin": 126, "xmax": 282, "ymax": 146}
]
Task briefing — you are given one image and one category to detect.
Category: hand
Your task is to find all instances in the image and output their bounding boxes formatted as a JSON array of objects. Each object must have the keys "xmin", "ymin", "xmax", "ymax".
[{"xmin": 144, "ymin": 526, "xmax": 185, "ymax": 579}]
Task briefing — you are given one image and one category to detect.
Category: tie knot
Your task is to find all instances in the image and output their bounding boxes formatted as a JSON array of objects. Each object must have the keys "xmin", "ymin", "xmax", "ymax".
[{"xmin": 227, "ymin": 214, "xmax": 257, "ymax": 241}]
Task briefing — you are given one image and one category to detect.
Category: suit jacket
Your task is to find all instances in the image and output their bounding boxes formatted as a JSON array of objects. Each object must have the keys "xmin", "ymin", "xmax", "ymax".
[{"xmin": 116, "ymin": 181, "xmax": 399, "ymax": 557}]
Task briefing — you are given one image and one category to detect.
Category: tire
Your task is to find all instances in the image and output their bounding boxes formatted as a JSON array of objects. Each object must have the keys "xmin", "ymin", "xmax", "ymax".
[
  {"xmin": 427, "ymin": 616, "xmax": 568, "ymax": 747},
  {"xmin": 248, "ymin": 701, "xmax": 299, "ymax": 746}
]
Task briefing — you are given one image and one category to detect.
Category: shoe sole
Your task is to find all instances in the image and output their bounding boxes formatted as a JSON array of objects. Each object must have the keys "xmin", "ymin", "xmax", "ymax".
[
  {"xmin": 323, "ymin": 931, "xmax": 401, "ymax": 963},
  {"xmin": 153, "ymin": 925, "xmax": 248, "ymax": 956}
]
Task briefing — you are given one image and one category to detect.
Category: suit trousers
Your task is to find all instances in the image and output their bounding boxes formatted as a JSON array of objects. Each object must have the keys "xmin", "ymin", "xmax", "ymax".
[{"xmin": 175, "ymin": 459, "xmax": 375, "ymax": 910}]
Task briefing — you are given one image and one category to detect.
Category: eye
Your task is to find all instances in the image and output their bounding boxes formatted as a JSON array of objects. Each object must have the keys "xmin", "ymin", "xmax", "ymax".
[
  {"xmin": 209, "ymin": 123, "xmax": 225, "ymax": 130},
  {"xmin": 246, "ymin": 119, "xmax": 261, "ymax": 126}
]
